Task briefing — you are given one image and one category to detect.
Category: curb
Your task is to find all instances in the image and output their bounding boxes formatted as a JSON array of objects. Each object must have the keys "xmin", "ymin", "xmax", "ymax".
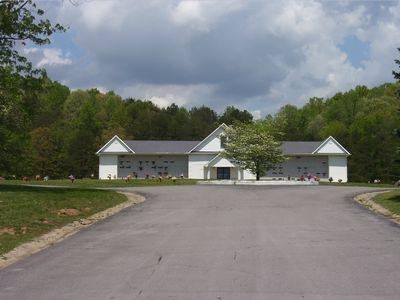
[
  {"xmin": 354, "ymin": 190, "xmax": 400, "ymax": 225},
  {"xmin": 0, "ymin": 192, "xmax": 145, "ymax": 269}
]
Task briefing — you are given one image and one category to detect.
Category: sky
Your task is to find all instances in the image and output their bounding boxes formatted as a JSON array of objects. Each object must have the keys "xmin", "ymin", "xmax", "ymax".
[{"xmin": 26, "ymin": 0, "xmax": 400, "ymax": 118}]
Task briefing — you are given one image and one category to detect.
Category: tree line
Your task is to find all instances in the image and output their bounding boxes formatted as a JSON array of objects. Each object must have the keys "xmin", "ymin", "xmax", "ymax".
[
  {"xmin": 1, "ymin": 79, "xmax": 255, "ymax": 178},
  {"xmin": 1, "ymin": 79, "xmax": 399, "ymax": 182},
  {"xmin": 268, "ymin": 84, "xmax": 400, "ymax": 182}
]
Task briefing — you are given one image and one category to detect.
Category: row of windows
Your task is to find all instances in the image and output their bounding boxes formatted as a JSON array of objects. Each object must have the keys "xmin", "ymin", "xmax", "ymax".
[
  {"xmin": 119, "ymin": 166, "xmax": 169, "ymax": 171},
  {"xmin": 119, "ymin": 160, "xmax": 175, "ymax": 165}
]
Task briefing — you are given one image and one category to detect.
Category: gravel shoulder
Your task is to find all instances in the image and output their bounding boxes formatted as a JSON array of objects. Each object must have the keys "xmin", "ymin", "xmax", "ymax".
[{"xmin": 354, "ymin": 190, "xmax": 400, "ymax": 225}]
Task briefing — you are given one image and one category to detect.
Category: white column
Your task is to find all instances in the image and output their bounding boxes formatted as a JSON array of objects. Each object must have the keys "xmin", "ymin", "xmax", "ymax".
[{"xmin": 328, "ymin": 156, "xmax": 348, "ymax": 182}]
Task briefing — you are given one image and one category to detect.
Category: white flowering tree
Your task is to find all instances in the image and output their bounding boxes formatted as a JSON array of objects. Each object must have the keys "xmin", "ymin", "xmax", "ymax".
[{"xmin": 222, "ymin": 122, "xmax": 286, "ymax": 180}]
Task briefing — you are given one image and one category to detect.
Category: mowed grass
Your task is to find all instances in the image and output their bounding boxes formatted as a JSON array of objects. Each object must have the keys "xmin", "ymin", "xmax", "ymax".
[
  {"xmin": 1, "ymin": 178, "xmax": 198, "ymax": 188},
  {"xmin": 320, "ymin": 181, "xmax": 396, "ymax": 188},
  {"xmin": 373, "ymin": 190, "xmax": 400, "ymax": 215},
  {"xmin": 0, "ymin": 185, "xmax": 127, "ymax": 256}
]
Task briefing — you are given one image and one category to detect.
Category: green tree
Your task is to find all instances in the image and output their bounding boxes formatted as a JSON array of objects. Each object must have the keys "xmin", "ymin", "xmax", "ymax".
[
  {"xmin": 0, "ymin": 0, "xmax": 65, "ymax": 176},
  {"xmin": 65, "ymin": 100, "xmax": 101, "ymax": 178},
  {"xmin": 274, "ymin": 104, "xmax": 306, "ymax": 140},
  {"xmin": 392, "ymin": 48, "xmax": 400, "ymax": 181},
  {"xmin": 219, "ymin": 106, "xmax": 253, "ymax": 125},
  {"xmin": 33, "ymin": 80, "xmax": 70, "ymax": 127},
  {"xmin": 124, "ymin": 99, "xmax": 160, "ymax": 139},
  {"xmin": 29, "ymin": 126, "xmax": 64, "ymax": 177},
  {"xmin": 223, "ymin": 122, "xmax": 285, "ymax": 180},
  {"xmin": 189, "ymin": 106, "xmax": 218, "ymax": 139},
  {"xmin": 0, "ymin": 0, "xmax": 65, "ymax": 74}
]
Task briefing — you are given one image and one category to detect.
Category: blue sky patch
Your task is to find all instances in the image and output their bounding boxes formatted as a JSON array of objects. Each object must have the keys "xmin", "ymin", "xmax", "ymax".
[{"xmin": 339, "ymin": 35, "xmax": 371, "ymax": 68}]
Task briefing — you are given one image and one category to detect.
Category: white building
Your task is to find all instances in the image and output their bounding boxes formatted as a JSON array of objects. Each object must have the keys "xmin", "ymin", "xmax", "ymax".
[{"xmin": 97, "ymin": 124, "xmax": 350, "ymax": 182}]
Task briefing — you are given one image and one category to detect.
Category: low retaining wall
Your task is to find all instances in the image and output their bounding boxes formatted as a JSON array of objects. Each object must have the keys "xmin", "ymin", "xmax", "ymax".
[{"xmin": 198, "ymin": 180, "xmax": 319, "ymax": 186}]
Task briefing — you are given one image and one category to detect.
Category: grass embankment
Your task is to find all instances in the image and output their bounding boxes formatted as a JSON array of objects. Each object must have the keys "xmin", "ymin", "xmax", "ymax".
[
  {"xmin": 373, "ymin": 190, "xmax": 400, "ymax": 215},
  {"xmin": 320, "ymin": 182, "xmax": 395, "ymax": 188},
  {"xmin": 0, "ymin": 185, "xmax": 127, "ymax": 256},
  {"xmin": 1, "ymin": 178, "xmax": 197, "ymax": 188}
]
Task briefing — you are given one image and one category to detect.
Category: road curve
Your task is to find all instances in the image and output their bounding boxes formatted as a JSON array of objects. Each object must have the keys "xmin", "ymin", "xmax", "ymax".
[{"xmin": 1, "ymin": 185, "xmax": 400, "ymax": 299}]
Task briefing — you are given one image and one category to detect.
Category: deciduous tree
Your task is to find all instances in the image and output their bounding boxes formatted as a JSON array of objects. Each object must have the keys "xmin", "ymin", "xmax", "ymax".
[{"xmin": 223, "ymin": 122, "xmax": 285, "ymax": 180}]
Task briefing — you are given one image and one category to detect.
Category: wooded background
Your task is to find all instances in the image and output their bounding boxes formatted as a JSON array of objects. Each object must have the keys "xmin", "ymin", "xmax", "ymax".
[{"xmin": 1, "ymin": 80, "xmax": 399, "ymax": 181}]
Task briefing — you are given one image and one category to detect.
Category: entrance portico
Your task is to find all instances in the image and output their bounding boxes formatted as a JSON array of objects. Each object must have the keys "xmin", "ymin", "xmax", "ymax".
[{"xmin": 204, "ymin": 154, "xmax": 239, "ymax": 180}]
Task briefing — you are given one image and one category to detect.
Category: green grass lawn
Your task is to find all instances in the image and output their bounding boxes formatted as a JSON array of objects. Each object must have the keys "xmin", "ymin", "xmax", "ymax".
[
  {"xmin": 320, "ymin": 181, "xmax": 396, "ymax": 188},
  {"xmin": 0, "ymin": 185, "xmax": 127, "ymax": 256},
  {"xmin": 0, "ymin": 178, "xmax": 198, "ymax": 188},
  {"xmin": 373, "ymin": 190, "xmax": 400, "ymax": 215}
]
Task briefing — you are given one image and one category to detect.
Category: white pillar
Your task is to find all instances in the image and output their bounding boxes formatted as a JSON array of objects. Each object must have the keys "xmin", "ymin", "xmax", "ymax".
[{"xmin": 328, "ymin": 156, "xmax": 348, "ymax": 182}]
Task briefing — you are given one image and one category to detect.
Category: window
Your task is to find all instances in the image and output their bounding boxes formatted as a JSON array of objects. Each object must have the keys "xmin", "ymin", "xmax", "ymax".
[{"xmin": 220, "ymin": 135, "xmax": 227, "ymax": 149}]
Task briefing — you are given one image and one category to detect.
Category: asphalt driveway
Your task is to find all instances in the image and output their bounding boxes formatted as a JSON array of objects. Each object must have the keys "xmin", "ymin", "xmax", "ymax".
[{"xmin": 1, "ymin": 185, "xmax": 400, "ymax": 299}]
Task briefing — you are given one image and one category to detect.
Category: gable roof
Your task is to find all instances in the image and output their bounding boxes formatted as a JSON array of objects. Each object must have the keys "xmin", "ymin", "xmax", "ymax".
[
  {"xmin": 312, "ymin": 136, "xmax": 351, "ymax": 155},
  {"xmin": 281, "ymin": 141, "xmax": 322, "ymax": 155},
  {"xmin": 96, "ymin": 126, "xmax": 350, "ymax": 156},
  {"xmin": 205, "ymin": 154, "xmax": 238, "ymax": 168},
  {"xmin": 188, "ymin": 123, "xmax": 229, "ymax": 153},
  {"xmin": 96, "ymin": 135, "xmax": 134, "ymax": 155},
  {"xmin": 124, "ymin": 140, "xmax": 200, "ymax": 154}
]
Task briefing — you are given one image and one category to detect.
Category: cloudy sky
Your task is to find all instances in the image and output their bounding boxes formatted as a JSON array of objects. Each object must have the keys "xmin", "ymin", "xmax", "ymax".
[{"xmin": 28, "ymin": 0, "xmax": 400, "ymax": 118}]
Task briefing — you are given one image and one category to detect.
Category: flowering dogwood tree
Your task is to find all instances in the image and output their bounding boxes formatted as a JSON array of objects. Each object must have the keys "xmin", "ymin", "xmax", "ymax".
[{"xmin": 222, "ymin": 122, "xmax": 286, "ymax": 180}]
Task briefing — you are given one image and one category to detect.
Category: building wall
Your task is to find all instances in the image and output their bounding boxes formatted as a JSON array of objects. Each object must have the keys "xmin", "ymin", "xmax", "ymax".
[
  {"xmin": 241, "ymin": 169, "xmax": 256, "ymax": 180},
  {"xmin": 263, "ymin": 156, "xmax": 329, "ymax": 179},
  {"xmin": 188, "ymin": 154, "xmax": 216, "ymax": 179},
  {"xmin": 193, "ymin": 127, "xmax": 225, "ymax": 152},
  {"xmin": 102, "ymin": 139, "xmax": 129, "ymax": 153},
  {"xmin": 328, "ymin": 156, "xmax": 348, "ymax": 182},
  {"xmin": 316, "ymin": 140, "xmax": 345, "ymax": 154},
  {"xmin": 100, "ymin": 153, "xmax": 347, "ymax": 181},
  {"xmin": 118, "ymin": 154, "xmax": 188, "ymax": 178},
  {"xmin": 99, "ymin": 155, "xmax": 118, "ymax": 179}
]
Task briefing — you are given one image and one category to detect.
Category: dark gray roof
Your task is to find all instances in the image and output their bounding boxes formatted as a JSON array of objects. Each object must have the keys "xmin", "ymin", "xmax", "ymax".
[
  {"xmin": 124, "ymin": 140, "xmax": 200, "ymax": 154},
  {"xmin": 281, "ymin": 141, "xmax": 322, "ymax": 154},
  {"xmin": 123, "ymin": 139, "xmax": 322, "ymax": 154}
]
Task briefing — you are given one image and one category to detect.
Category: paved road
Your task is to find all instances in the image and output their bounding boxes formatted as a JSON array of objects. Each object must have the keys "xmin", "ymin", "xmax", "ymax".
[{"xmin": 1, "ymin": 185, "xmax": 400, "ymax": 299}]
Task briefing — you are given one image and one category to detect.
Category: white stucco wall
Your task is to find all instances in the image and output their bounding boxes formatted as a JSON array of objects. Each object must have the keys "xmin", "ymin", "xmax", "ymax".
[
  {"xmin": 118, "ymin": 155, "xmax": 188, "ymax": 178},
  {"xmin": 99, "ymin": 155, "xmax": 118, "ymax": 179},
  {"xmin": 316, "ymin": 139, "xmax": 345, "ymax": 154},
  {"xmin": 188, "ymin": 154, "xmax": 216, "ymax": 179},
  {"xmin": 193, "ymin": 127, "xmax": 225, "ymax": 152},
  {"xmin": 102, "ymin": 139, "xmax": 130, "ymax": 153},
  {"xmin": 328, "ymin": 156, "xmax": 348, "ymax": 182},
  {"xmin": 237, "ymin": 168, "xmax": 256, "ymax": 180},
  {"xmin": 263, "ymin": 156, "xmax": 329, "ymax": 179}
]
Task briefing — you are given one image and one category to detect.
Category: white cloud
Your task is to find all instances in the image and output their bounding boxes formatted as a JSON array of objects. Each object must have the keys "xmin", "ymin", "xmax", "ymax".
[
  {"xmin": 171, "ymin": 1, "xmax": 204, "ymax": 26},
  {"xmin": 170, "ymin": 0, "xmax": 245, "ymax": 31},
  {"xmin": 37, "ymin": 48, "xmax": 72, "ymax": 67},
  {"xmin": 43, "ymin": 0, "xmax": 400, "ymax": 115},
  {"xmin": 119, "ymin": 83, "xmax": 215, "ymax": 109},
  {"xmin": 251, "ymin": 110, "xmax": 261, "ymax": 120},
  {"xmin": 23, "ymin": 47, "xmax": 72, "ymax": 68}
]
